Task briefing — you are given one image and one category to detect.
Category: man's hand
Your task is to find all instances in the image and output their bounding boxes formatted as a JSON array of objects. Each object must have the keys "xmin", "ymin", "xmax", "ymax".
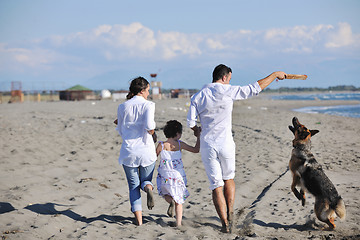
[
  {"xmin": 274, "ymin": 71, "xmax": 287, "ymax": 80},
  {"xmin": 192, "ymin": 125, "xmax": 201, "ymax": 137},
  {"xmin": 152, "ymin": 132, "xmax": 157, "ymax": 143},
  {"xmin": 148, "ymin": 129, "xmax": 157, "ymax": 143}
]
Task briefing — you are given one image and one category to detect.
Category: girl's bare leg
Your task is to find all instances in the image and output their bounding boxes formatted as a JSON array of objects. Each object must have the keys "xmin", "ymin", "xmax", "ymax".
[{"xmin": 175, "ymin": 203, "xmax": 183, "ymax": 226}]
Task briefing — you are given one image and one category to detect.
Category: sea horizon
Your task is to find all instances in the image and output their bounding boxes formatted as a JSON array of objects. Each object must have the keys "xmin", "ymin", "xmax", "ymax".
[{"xmin": 271, "ymin": 92, "xmax": 360, "ymax": 118}]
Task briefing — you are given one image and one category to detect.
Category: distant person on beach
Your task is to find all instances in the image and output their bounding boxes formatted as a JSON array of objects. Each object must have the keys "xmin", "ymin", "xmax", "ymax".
[
  {"xmin": 187, "ymin": 64, "xmax": 286, "ymax": 233},
  {"xmin": 115, "ymin": 76, "xmax": 157, "ymax": 226},
  {"xmin": 156, "ymin": 120, "xmax": 200, "ymax": 227}
]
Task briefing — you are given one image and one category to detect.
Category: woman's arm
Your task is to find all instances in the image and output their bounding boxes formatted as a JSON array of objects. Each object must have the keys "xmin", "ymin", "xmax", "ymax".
[{"xmin": 144, "ymin": 102, "xmax": 157, "ymax": 142}]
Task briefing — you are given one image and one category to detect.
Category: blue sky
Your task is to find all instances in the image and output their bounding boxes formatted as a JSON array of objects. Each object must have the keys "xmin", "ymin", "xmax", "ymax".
[{"xmin": 0, "ymin": 0, "xmax": 359, "ymax": 91}]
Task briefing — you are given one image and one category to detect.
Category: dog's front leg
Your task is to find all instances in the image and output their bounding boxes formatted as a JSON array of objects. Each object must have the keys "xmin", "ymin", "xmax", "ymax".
[
  {"xmin": 300, "ymin": 188, "xmax": 306, "ymax": 206},
  {"xmin": 291, "ymin": 174, "xmax": 305, "ymax": 203}
]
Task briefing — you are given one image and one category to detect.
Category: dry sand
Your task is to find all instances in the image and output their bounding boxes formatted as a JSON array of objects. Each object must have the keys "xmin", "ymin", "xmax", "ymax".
[{"xmin": 1, "ymin": 96, "xmax": 359, "ymax": 240}]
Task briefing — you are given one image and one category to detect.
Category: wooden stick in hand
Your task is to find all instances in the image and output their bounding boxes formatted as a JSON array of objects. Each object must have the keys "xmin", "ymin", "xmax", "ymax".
[{"xmin": 285, "ymin": 74, "xmax": 307, "ymax": 80}]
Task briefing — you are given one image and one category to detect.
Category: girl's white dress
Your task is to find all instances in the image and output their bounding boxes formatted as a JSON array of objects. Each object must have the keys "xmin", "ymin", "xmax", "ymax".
[{"xmin": 156, "ymin": 141, "xmax": 189, "ymax": 204}]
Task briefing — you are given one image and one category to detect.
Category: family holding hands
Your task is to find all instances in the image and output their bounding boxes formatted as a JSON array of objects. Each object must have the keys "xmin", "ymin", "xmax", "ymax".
[{"xmin": 115, "ymin": 64, "xmax": 286, "ymax": 232}]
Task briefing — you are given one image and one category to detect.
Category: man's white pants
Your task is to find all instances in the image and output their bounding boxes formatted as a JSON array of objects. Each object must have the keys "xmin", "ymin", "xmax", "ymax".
[{"xmin": 200, "ymin": 140, "xmax": 236, "ymax": 190}]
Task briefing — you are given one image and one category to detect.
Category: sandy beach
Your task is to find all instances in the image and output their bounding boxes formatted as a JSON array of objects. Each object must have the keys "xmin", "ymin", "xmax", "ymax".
[{"xmin": 1, "ymin": 96, "xmax": 359, "ymax": 240}]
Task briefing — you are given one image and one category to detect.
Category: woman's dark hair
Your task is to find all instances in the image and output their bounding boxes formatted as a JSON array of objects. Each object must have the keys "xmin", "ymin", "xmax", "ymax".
[
  {"xmin": 212, "ymin": 64, "xmax": 232, "ymax": 82},
  {"xmin": 126, "ymin": 76, "xmax": 150, "ymax": 99},
  {"xmin": 163, "ymin": 120, "xmax": 183, "ymax": 138}
]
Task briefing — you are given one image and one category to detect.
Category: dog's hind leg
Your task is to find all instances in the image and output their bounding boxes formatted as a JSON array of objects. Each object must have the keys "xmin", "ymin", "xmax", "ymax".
[
  {"xmin": 326, "ymin": 217, "xmax": 336, "ymax": 229},
  {"xmin": 335, "ymin": 198, "xmax": 346, "ymax": 220},
  {"xmin": 315, "ymin": 198, "xmax": 336, "ymax": 229}
]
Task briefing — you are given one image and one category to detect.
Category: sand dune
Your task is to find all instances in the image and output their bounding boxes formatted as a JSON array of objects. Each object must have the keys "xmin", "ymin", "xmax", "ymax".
[{"xmin": 1, "ymin": 96, "xmax": 359, "ymax": 239}]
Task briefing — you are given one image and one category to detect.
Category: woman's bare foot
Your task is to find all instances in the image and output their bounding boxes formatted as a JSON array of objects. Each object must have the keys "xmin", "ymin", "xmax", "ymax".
[
  {"xmin": 134, "ymin": 211, "xmax": 142, "ymax": 226},
  {"xmin": 145, "ymin": 186, "xmax": 154, "ymax": 210}
]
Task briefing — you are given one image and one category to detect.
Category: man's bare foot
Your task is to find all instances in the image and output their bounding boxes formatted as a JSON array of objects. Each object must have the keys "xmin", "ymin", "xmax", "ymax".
[
  {"xmin": 221, "ymin": 222, "xmax": 230, "ymax": 233},
  {"xmin": 227, "ymin": 211, "xmax": 234, "ymax": 233},
  {"xmin": 167, "ymin": 200, "xmax": 175, "ymax": 217}
]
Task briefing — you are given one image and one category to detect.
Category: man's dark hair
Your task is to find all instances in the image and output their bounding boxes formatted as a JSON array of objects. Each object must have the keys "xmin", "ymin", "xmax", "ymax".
[
  {"xmin": 212, "ymin": 64, "xmax": 232, "ymax": 82},
  {"xmin": 163, "ymin": 120, "xmax": 183, "ymax": 138}
]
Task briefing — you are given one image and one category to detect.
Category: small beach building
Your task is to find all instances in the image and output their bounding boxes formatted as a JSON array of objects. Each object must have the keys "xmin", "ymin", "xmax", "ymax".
[
  {"xmin": 59, "ymin": 85, "xmax": 97, "ymax": 101},
  {"xmin": 171, "ymin": 89, "xmax": 198, "ymax": 98},
  {"xmin": 112, "ymin": 90, "xmax": 128, "ymax": 101},
  {"xmin": 151, "ymin": 81, "xmax": 162, "ymax": 100}
]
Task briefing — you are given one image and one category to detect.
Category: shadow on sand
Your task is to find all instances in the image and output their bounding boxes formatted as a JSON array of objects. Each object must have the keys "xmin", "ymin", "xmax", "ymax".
[
  {"xmin": 24, "ymin": 202, "xmax": 154, "ymax": 225},
  {"xmin": 253, "ymin": 218, "xmax": 314, "ymax": 231},
  {"xmin": 0, "ymin": 202, "xmax": 16, "ymax": 214}
]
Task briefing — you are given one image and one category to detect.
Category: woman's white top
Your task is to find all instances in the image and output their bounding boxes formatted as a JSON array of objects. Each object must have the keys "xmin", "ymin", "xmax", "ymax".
[{"xmin": 116, "ymin": 96, "xmax": 156, "ymax": 167}]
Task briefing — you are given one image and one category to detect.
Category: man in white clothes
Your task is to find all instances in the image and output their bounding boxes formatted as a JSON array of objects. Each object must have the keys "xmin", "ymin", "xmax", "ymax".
[{"xmin": 187, "ymin": 64, "xmax": 286, "ymax": 233}]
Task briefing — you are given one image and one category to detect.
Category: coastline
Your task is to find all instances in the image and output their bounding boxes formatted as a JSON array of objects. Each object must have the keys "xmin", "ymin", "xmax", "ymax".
[
  {"xmin": 259, "ymin": 92, "xmax": 360, "ymax": 118},
  {"xmin": 1, "ymin": 98, "xmax": 359, "ymax": 239}
]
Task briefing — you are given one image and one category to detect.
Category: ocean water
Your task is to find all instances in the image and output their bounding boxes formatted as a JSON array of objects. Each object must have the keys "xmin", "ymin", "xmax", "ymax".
[{"xmin": 271, "ymin": 92, "xmax": 360, "ymax": 118}]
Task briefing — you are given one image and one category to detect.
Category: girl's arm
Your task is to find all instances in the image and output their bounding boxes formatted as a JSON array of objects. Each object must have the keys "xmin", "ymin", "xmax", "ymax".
[
  {"xmin": 180, "ymin": 135, "xmax": 200, "ymax": 153},
  {"xmin": 156, "ymin": 142, "xmax": 162, "ymax": 156}
]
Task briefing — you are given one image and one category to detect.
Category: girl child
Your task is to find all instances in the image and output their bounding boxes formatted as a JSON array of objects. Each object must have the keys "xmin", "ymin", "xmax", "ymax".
[{"xmin": 156, "ymin": 120, "xmax": 200, "ymax": 227}]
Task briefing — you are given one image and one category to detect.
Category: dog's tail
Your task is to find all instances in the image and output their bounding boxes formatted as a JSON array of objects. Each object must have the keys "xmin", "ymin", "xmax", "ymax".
[{"xmin": 335, "ymin": 198, "xmax": 346, "ymax": 220}]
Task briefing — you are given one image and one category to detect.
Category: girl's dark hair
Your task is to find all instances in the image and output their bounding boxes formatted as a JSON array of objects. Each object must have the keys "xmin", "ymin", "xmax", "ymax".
[
  {"xmin": 212, "ymin": 64, "xmax": 232, "ymax": 82},
  {"xmin": 126, "ymin": 76, "xmax": 150, "ymax": 99},
  {"xmin": 163, "ymin": 120, "xmax": 183, "ymax": 138}
]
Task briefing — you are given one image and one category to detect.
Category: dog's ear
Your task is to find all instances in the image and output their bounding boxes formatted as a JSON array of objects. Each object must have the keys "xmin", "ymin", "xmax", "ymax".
[
  {"xmin": 310, "ymin": 130, "xmax": 319, "ymax": 136},
  {"xmin": 292, "ymin": 117, "xmax": 300, "ymax": 128},
  {"xmin": 289, "ymin": 126, "xmax": 295, "ymax": 134}
]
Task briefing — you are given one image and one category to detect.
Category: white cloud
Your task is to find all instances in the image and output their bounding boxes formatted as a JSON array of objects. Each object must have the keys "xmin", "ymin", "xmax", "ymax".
[
  {"xmin": 51, "ymin": 23, "xmax": 203, "ymax": 60},
  {"xmin": 262, "ymin": 24, "xmax": 337, "ymax": 54},
  {"xmin": 93, "ymin": 25, "xmax": 112, "ymax": 37},
  {"xmin": 157, "ymin": 32, "xmax": 202, "ymax": 59},
  {"xmin": 206, "ymin": 38, "xmax": 226, "ymax": 50},
  {"xmin": 325, "ymin": 22, "xmax": 358, "ymax": 48},
  {"xmin": 14, "ymin": 53, "xmax": 30, "ymax": 63},
  {"xmin": 2, "ymin": 22, "xmax": 359, "ymax": 72},
  {"xmin": 110, "ymin": 23, "xmax": 156, "ymax": 51},
  {"xmin": 264, "ymin": 25, "xmax": 332, "ymax": 42},
  {"xmin": 42, "ymin": 22, "xmax": 359, "ymax": 60},
  {"xmin": 0, "ymin": 44, "xmax": 75, "ymax": 72}
]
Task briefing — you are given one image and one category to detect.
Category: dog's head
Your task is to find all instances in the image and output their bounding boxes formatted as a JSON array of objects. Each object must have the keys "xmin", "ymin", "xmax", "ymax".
[{"xmin": 289, "ymin": 117, "xmax": 319, "ymax": 141}]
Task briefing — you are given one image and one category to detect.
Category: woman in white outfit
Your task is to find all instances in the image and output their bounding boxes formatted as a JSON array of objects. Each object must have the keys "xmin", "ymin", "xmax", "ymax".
[{"xmin": 116, "ymin": 77, "xmax": 157, "ymax": 226}]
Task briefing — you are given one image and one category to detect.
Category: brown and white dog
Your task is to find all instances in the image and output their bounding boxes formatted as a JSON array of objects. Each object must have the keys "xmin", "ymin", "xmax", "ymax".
[{"xmin": 288, "ymin": 117, "xmax": 346, "ymax": 229}]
